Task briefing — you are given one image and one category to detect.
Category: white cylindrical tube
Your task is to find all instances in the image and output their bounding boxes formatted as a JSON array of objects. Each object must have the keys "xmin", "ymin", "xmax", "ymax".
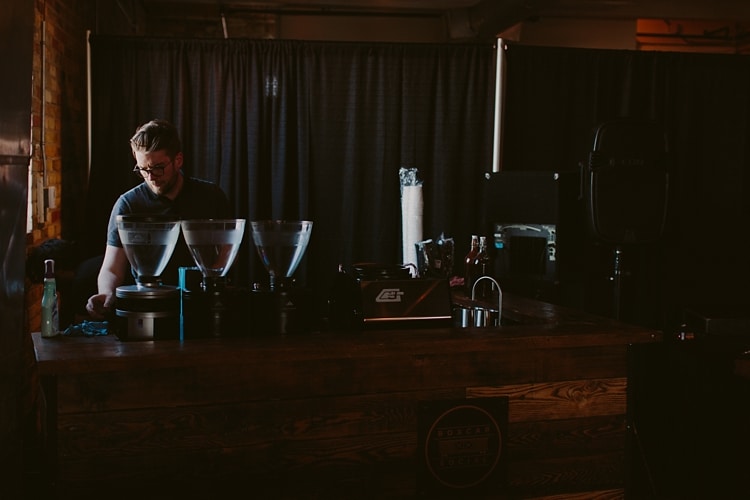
[{"xmin": 401, "ymin": 184, "xmax": 423, "ymax": 271}]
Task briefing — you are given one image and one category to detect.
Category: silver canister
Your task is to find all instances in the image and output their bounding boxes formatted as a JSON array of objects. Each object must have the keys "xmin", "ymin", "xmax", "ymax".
[{"xmin": 453, "ymin": 305, "xmax": 473, "ymax": 328}]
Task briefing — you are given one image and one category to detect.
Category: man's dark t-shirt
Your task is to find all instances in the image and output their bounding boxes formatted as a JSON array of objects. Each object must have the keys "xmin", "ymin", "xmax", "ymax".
[{"xmin": 106, "ymin": 176, "xmax": 231, "ymax": 285}]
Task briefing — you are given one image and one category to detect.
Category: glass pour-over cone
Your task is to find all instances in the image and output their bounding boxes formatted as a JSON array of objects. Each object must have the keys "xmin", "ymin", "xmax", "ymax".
[
  {"xmin": 116, "ymin": 215, "xmax": 182, "ymax": 287},
  {"xmin": 250, "ymin": 220, "xmax": 313, "ymax": 290},
  {"xmin": 181, "ymin": 219, "xmax": 246, "ymax": 281}
]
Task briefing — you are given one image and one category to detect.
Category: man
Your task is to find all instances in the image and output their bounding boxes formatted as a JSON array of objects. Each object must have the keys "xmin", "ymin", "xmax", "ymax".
[{"xmin": 86, "ymin": 119, "xmax": 230, "ymax": 319}]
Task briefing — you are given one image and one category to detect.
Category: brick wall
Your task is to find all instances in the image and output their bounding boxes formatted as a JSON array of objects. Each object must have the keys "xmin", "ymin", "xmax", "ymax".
[{"xmin": 26, "ymin": 0, "xmax": 89, "ymax": 333}]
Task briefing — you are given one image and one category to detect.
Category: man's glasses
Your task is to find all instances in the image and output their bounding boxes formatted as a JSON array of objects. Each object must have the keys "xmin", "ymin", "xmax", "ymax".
[{"xmin": 133, "ymin": 160, "xmax": 172, "ymax": 178}]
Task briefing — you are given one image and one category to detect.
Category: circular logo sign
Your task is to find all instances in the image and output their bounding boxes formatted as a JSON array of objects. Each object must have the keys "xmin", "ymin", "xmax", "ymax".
[{"xmin": 423, "ymin": 404, "xmax": 503, "ymax": 489}]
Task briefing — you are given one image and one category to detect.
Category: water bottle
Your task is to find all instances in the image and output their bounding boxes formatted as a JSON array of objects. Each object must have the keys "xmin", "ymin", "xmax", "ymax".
[{"xmin": 41, "ymin": 259, "xmax": 59, "ymax": 338}]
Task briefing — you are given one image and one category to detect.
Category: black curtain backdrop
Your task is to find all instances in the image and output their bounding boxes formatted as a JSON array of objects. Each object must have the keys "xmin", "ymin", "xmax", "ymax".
[
  {"xmin": 84, "ymin": 37, "xmax": 750, "ymax": 330},
  {"xmin": 85, "ymin": 37, "xmax": 495, "ymax": 300}
]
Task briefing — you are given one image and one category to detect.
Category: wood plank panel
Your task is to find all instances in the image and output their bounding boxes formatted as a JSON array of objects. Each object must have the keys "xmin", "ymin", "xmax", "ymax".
[
  {"xmin": 57, "ymin": 421, "xmax": 628, "ymax": 498},
  {"xmin": 508, "ymin": 415, "xmax": 626, "ymax": 460},
  {"xmin": 35, "ymin": 293, "xmax": 661, "ymax": 498},
  {"xmin": 53, "ymin": 348, "xmax": 630, "ymax": 414},
  {"xmin": 508, "ymin": 452, "xmax": 625, "ymax": 498},
  {"xmin": 468, "ymin": 378, "xmax": 627, "ymax": 422},
  {"xmin": 55, "ymin": 382, "xmax": 625, "ymax": 459},
  {"xmin": 55, "ymin": 388, "xmax": 627, "ymax": 498}
]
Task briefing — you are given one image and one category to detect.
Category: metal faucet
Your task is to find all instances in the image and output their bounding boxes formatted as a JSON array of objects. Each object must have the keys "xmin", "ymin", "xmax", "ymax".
[{"xmin": 471, "ymin": 276, "xmax": 502, "ymax": 327}]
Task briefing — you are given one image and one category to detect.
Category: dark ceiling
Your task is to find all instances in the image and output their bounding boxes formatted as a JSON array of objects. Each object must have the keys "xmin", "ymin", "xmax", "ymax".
[
  {"xmin": 135, "ymin": 0, "xmax": 750, "ymax": 40},
  {"xmin": 138, "ymin": 0, "xmax": 750, "ymax": 21}
]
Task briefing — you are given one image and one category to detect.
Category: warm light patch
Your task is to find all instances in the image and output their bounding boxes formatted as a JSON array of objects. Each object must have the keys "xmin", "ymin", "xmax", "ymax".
[{"xmin": 636, "ymin": 18, "xmax": 750, "ymax": 53}]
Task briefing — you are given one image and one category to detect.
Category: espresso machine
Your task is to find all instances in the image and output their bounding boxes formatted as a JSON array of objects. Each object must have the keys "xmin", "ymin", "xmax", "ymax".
[
  {"xmin": 249, "ymin": 220, "xmax": 315, "ymax": 335},
  {"xmin": 180, "ymin": 219, "xmax": 246, "ymax": 338},
  {"xmin": 327, "ymin": 262, "xmax": 453, "ymax": 330},
  {"xmin": 114, "ymin": 215, "xmax": 182, "ymax": 340}
]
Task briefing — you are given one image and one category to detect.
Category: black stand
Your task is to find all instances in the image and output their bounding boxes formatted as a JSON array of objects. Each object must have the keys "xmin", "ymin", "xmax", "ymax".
[{"xmin": 611, "ymin": 245, "xmax": 623, "ymax": 321}]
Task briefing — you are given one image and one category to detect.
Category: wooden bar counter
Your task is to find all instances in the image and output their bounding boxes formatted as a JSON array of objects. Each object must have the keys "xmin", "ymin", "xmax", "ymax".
[{"xmin": 33, "ymin": 293, "xmax": 661, "ymax": 499}]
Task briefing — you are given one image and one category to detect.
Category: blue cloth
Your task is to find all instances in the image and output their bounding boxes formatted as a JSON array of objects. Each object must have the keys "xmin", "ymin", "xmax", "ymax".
[{"xmin": 62, "ymin": 320, "xmax": 109, "ymax": 336}]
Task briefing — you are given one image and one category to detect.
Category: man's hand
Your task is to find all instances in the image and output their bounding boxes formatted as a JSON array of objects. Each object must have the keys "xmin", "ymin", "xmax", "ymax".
[
  {"xmin": 85, "ymin": 245, "xmax": 129, "ymax": 319},
  {"xmin": 86, "ymin": 293, "xmax": 114, "ymax": 320}
]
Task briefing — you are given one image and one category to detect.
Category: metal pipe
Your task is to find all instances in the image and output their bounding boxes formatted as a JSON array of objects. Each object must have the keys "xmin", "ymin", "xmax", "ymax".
[
  {"xmin": 492, "ymin": 37, "xmax": 507, "ymax": 173},
  {"xmin": 38, "ymin": 11, "xmax": 49, "ymax": 223},
  {"xmin": 40, "ymin": 19, "xmax": 47, "ymax": 185},
  {"xmin": 86, "ymin": 29, "xmax": 92, "ymax": 175}
]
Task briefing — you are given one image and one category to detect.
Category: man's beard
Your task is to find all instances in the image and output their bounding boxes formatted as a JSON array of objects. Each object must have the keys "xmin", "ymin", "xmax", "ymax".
[{"xmin": 148, "ymin": 175, "xmax": 178, "ymax": 197}]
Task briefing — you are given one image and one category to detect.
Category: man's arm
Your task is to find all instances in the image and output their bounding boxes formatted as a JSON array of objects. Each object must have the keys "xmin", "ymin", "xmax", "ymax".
[{"xmin": 85, "ymin": 245, "xmax": 129, "ymax": 318}]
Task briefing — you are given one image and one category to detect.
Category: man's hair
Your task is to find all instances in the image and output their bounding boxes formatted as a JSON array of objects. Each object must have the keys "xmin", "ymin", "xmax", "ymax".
[{"xmin": 130, "ymin": 119, "xmax": 182, "ymax": 158}]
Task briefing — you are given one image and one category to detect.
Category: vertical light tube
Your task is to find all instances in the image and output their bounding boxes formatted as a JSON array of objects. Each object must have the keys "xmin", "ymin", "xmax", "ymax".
[
  {"xmin": 492, "ymin": 38, "xmax": 507, "ymax": 173},
  {"xmin": 38, "ymin": 18, "xmax": 48, "ymax": 222},
  {"xmin": 86, "ymin": 29, "xmax": 91, "ymax": 174}
]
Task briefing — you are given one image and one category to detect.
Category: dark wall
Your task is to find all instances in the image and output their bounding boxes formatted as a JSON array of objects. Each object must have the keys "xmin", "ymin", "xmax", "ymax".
[{"xmin": 0, "ymin": 0, "xmax": 34, "ymax": 493}]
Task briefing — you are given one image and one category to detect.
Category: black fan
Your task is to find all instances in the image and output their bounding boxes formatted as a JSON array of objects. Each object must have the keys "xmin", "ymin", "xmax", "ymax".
[
  {"xmin": 584, "ymin": 118, "xmax": 670, "ymax": 321},
  {"xmin": 586, "ymin": 118, "xmax": 669, "ymax": 244}
]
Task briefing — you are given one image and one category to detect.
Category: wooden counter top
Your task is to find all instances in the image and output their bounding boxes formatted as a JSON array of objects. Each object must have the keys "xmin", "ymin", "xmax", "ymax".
[
  {"xmin": 33, "ymin": 293, "xmax": 662, "ymax": 499},
  {"xmin": 33, "ymin": 293, "xmax": 659, "ymax": 374}
]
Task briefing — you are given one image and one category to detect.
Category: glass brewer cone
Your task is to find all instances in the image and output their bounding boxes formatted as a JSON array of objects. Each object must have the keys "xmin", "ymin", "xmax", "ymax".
[
  {"xmin": 250, "ymin": 220, "xmax": 313, "ymax": 290},
  {"xmin": 181, "ymin": 219, "xmax": 246, "ymax": 282},
  {"xmin": 116, "ymin": 215, "xmax": 182, "ymax": 287}
]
